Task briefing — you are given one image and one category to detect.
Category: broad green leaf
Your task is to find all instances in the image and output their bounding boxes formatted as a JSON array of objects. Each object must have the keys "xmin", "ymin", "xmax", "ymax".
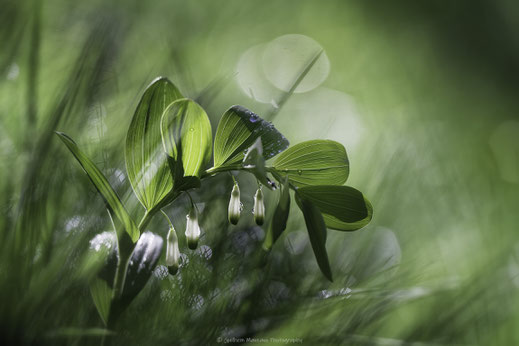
[
  {"xmin": 125, "ymin": 77, "xmax": 183, "ymax": 211},
  {"xmin": 296, "ymin": 193, "xmax": 333, "ymax": 282},
  {"xmin": 108, "ymin": 232, "xmax": 163, "ymax": 322},
  {"xmin": 297, "ymin": 185, "xmax": 372, "ymax": 231},
  {"xmin": 121, "ymin": 232, "xmax": 163, "ymax": 303},
  {"xmin": 272, "ymin": 140, "xmax": 349, "ymax": 187},
  {"xmin": 213, "ymin": 105, "xmax": 289, "ymax": 168},
  {"xmin": 263, "ymin": 177, "xmax": 291, "ymax": 250},
  {"xmin": 160, "ymin": 98, "xmax": 212, "ymax": 178},
  {"xmin": 56, "ymin": 132, "xmax": 139, "ymax": 242}
]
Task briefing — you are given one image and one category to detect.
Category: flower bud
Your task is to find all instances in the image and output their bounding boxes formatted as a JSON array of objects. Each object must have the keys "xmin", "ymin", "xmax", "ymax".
[
  {"xmin": 253, "ymin": 187, "xmax": 265, "ymax": 226},
  {"xmin": 166, "ymin": 227, "xmax": 180, "ymax": 275},
  {"xmin": 185, "ymin": 207, "xmax": 200, "ymax": 250},
  {"xmin": 228, "ymin": 183, "xmax": 241, "ymax": 225}
]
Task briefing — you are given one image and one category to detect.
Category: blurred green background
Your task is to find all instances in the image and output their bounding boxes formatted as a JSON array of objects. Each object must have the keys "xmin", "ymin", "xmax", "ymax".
[{"xmin": 2, "ymin": 0, "xmax": 519, "ymax": 345}]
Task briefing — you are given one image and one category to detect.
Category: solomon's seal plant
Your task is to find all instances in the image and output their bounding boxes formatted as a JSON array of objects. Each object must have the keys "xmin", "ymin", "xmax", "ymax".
[{"xmin": 57, "ymin": 77, "xmax": 373, "ymax": 328}]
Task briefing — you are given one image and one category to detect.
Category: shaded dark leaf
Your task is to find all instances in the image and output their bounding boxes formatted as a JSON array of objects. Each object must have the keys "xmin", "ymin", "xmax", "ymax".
[
  {"xmin": 296, "ymin": 193, "xmax": 333, "ymax": 282},
  {"xmin": 297, "ymin": 185, "xmax": 372, "ymax": 231},
  {"xmin": 263, "ymin": 177, "xmax": 291, "ymax": 250}
]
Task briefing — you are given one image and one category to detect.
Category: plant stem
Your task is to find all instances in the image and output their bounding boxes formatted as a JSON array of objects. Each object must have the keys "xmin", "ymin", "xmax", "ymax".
[
  {"xmin": 107, "ymin": 209, "xmax": 156, "ymax": 330},
  {"xmin": 111, "ymin": 251, "xmax": 131, "ymax": 302},
  {"xmin": 266, "ymin": 167, "xmax": 298, "ymax": 190},
  {"xmin": 203, "ymin": 164, "xmax": 243, "ymax": 177},
  {"xmin": 137, "ymin": 209, "xmax": 155, "ymax": 232}
]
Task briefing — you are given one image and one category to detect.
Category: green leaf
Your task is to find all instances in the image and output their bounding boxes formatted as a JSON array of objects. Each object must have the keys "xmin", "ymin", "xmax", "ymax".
[
  {"xmin": 125, "ymin": 77, "xmax": 183, "ymax": 211},
  {"xmin": 297, "ymin": 185, "xmax": 372, "ymax": 231},
  {"xmin": 160, "ymin": 98, "xmax": 212, "ymax": 178},
  {"xmin": 56, "ymin": 132, "xmax": 139, "ymax": 242},
  {"xmin": 263, "ymin": 177, "xmax": 291, "ymax": 250},
  {"xmin": 296, "ymin": 193, "xmax": 333, "ymax": 282},
  {"xmin": 109, "ymin": 232, "xmax": 164, "ymax": 322},
  {"xmin": 121, "ymin": 232, "xmax": 163, "ymax": 302},
  {"xmin": 213, "ymin": 105, "xmax": 289, "ymax": 168},
  {"xmin": 272, "ymin": 140, "xmax": 349, "ymax": 187},
  {"xmin": 87, "ymin": 231, "xmax": 163, "ymax": 323}
]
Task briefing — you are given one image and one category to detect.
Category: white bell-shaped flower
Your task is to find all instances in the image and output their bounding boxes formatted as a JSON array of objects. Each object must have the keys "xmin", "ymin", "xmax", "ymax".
[
  {"xmin": 253, "ymin": 187, "xmax": 265, "ymax": 226},
  {"xmin": 228, "ymin": 183, "xmax": 241, "ymax": 225},
  {"xmin": 166, "ymin": 227, "xmax": 180, "ymax": 275},
  {"xmin": 185, "ymin": 207, "xmax": 201, "ymax": 250}
]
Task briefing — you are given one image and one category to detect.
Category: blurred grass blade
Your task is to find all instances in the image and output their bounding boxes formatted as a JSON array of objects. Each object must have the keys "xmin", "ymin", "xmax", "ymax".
[
  {"xmin": 272, "ymin": 140, "xmax": 349, "ymax": 187},
  {"xmin": 25, "ymin": 0, "xmax": 41, "ymax": 131},
  {"xmin": 297, "ymin": 185, "xmax": 372, "ymax": 231},
  {"xmin": 212, "ymin": 105, "xmax": 289, "ymax": 168},
  {"xmin": 90, "ymin": 278, "xmax": 112, "ymax": 325},
  {"xmin": 160, "ymin": 98, "xmax": 212, "ymax": 178},
  {"xmin": 125, "ymin": 77, "xmax": 183, "ymax": 211},
  {"xmin": 56, "ymin": 132, "xmax": 139, "ymax": 242},
  {"xmin": 265, "ymin": 49, "xmax": 323, "ymax": 121},
  {"xmin": 195, "ymin": 73, "xmax": 235, "ymax": 108},
  {"xmin": 296, "ymin": 193, "xmax": 333, "ymax": 282},
  {"xmin": 45, "ymin": 327, "xmax": 115, "ymax": 338},
  {"xmin": 263, "ymin": 177, "xmax": 291, "ymax": 250}
]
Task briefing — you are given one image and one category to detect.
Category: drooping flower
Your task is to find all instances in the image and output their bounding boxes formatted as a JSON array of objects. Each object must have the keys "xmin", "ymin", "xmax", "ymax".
[
  {"xmin": 253, "ymin": 187, "xmax": 265, "ymax": 226},
  {"xmin": 228, "ymin": 182, "xmax": 241, "ymax": 225},
  {"xmin": 166, "ymin": 226, "xmax": 180, "ymax": 275},
  {"xmin": 185, "ymin": 207, "xmax": 201, "ymax": 250}
]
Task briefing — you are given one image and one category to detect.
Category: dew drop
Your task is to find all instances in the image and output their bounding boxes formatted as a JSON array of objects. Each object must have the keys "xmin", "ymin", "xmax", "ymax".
[
  {"xmin": 249, "ymin": 113, "xmax": 259, "ymax": 123},
  {"xmin": 297, "ymin": 169, "xmax": 303, "ymax": 175},
  {"xmin": 154, "ymin": 265, "xmax": 169, "ymax": 280}
]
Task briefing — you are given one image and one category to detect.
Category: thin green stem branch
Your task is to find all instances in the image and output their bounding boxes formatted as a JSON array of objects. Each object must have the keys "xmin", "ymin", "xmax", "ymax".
[{"xmin": 203, "ymin": 164, "xmax": 243, "ymax": 177}]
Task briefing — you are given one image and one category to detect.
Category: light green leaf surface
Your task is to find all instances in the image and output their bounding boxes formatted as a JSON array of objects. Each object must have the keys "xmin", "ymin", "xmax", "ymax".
[
  {"xmin": 125, "ymin": 77, "xmax": 183, "ymax": 211},
  {"xmin": 160, "ymin": 98, "xmax": 212, "ymax": 178},
  {"xmin": 296, "ymin": 193, "xmax": 333, "ymax": 282},
  {"xmin": 272, "ymin": 140, "xmax": 349, "ymax": 187},
  {"xmin": 297, "ymin": 185, "xmax": 372, "ymax": 231},
  {"xmin": 56, "ymin": 132, "xmax": 139, "ymax": 242},
  {"xmin": 213, "ymin": 105, "xmax": 289, "ymax": 168}
]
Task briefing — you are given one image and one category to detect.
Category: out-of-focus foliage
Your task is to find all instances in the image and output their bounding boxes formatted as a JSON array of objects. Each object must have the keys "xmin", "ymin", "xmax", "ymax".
[{"xmin": 1, "ymin": 0, "xmax": 519, "ymax": 345}]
